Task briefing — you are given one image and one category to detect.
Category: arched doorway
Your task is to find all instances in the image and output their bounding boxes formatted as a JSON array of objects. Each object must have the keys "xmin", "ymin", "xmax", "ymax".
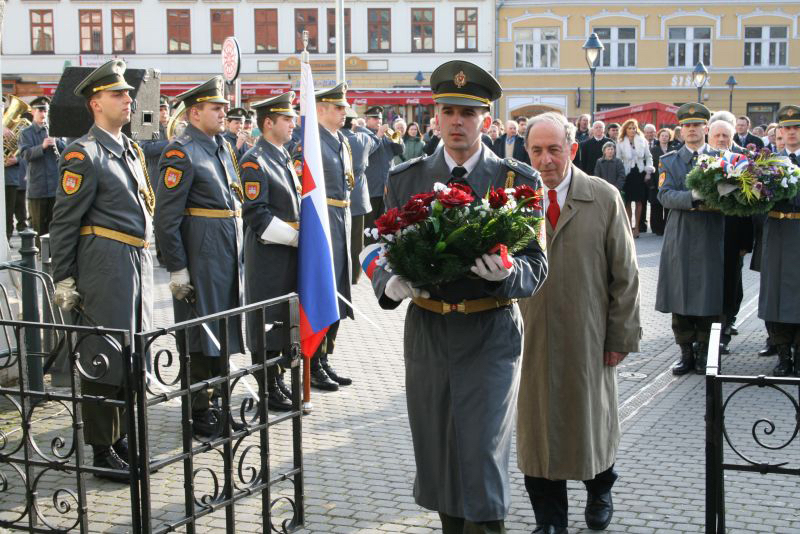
[{"xmin": 509, "ymin": 104, "xmax": 562, "ymax": 119}]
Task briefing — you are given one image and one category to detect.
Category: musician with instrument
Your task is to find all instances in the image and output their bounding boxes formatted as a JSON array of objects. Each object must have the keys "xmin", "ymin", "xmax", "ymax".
[
  {"xmin": 3, "ymin": 95, "xmax": 32, "ymax": 241},
  {"xmin": 361, "ymin": 106, "xmax": 403, "ymax": 233},
  {"xmin": 19, "ymin": 96, "xmax": 65, "ymax": 239}
]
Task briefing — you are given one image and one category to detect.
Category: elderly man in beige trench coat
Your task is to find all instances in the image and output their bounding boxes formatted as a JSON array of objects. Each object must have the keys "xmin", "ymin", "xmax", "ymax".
[{"xmin": 517, "ymin": 112, "xmax": 641, "ymax": 534}]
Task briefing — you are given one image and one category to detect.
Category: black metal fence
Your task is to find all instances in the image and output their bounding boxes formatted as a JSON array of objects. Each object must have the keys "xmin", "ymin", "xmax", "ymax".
[
  {"xmin": 0, "ymin": 240, "xmax": 304, "ymax": 533},
  {"xmin": 705, "ymin": 323, "xmax": 800, "ymax": 533}
]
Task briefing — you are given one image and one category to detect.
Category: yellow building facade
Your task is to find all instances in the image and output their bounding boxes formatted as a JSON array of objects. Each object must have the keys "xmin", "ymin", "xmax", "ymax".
[{"xmin": 496, "ymin": 1, "xmax": 800, "ymax": 126}]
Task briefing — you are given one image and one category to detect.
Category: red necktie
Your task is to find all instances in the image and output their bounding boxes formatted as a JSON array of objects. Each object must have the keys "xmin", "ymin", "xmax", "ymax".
[{"xmin": 546, "ymin": 189, "xmax": 560, "ymax": 228}]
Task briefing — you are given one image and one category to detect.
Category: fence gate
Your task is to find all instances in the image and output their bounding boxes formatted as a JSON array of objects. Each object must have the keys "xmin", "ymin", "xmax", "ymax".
[{"xmin": 0, "ymin": 256, "xmax": 304, "ymax": 534}]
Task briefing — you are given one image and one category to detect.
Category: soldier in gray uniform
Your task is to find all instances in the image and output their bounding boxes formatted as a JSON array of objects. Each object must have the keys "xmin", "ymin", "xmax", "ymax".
[
  {"xmin": 291, "ymin": 83, "xmax": 355, "ymax": 391},
  {"xmin": 154, "ymin": 76, "xmax": 245, "ymax": 437},
  {"xmin": 341, "ymin": 107, "xmax": 376, "ymax": 283},
  {"xmin": 655, "ymin": 103, "xmax": 723, "ymax": 376},
  {"xmin": 361, "ymin": 106, "xmax": 404, "ymax": 235},
  {"xmin": 239, "ymin": 91, "xmax": 299, "ymax": 412},
  {"xmin": 223, "ymin": 107, "xmax": 248, "ymax": 161},
  {"xmin": 369, "ymin": 60, "xmax": 548, "ymax": 532},
  {"xmin": 19, "ymin": 96, "xmax": 66, "ymax": 239},
  {"xmin": 50, "ymin": 59, "xmax": 154, "ymax": 481},
  {"xmin": 758, "ymin": 104, "xmax": 800, "ymax": 376}
]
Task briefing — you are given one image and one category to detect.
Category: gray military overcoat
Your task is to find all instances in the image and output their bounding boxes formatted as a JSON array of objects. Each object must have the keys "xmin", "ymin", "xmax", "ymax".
[
  {"xmin": 341, "ymin": 128, "xmax": 376, "ymax": 217},
  {"xmin": 19, "ymin": 122, "xmax": 66, "ymax": 198},
  {"xmin": 655, "ymin": 144, "xmax": 724, "ymax": 316},
  {"xmin": 371, "ymin": 145, "xmax": 548, "ymax": 522},
  {"xmin": 758, "ymin": 148, "xmax": 800, "ymax": 323},
  {"xmin": 154, "ymin": 124, "xmax": 244, "ymax": 357},
  {"xmin": 50, "ymin": 125, "xmax": 154, "ymax": 386},
  {"xmin": 241, "ymin": 138, "xmax": 301, "ymax": 351}
]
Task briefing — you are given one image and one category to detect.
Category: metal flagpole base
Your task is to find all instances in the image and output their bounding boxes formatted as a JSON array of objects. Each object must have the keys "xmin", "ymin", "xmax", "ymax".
[{"xmin": 302, "ymin": 402, "xmax": 313, "ymax": 414}]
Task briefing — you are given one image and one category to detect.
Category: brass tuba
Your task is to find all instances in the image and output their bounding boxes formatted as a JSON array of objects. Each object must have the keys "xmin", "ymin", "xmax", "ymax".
[
  {"xmin": 166, "ymin": 102, "xmax": 188, "ymax": 140},
  {"xmin": 3, "ymin": 95, "xmax": 32, "ymax": 160},
  {"xmin": 385, "ymin": 127, "xmax": 403, "ymax": 144}
]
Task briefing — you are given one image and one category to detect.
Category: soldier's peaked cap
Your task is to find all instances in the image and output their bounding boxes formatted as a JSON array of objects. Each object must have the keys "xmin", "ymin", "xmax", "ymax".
[
  {"xmin": 364, "ymin": 106, "xmax": 383, "ymax": 118},
  {"xmin": 315, "ymin": 83, "xmax": 349, "ymax": 107},
  {"xmin": 251, "ymin": 92, "xmax": 297, "ymax": 118},
  {"xmin": 226, "ymin": 107, "xmax": 246, "ymax": 120},
  {"xmin": 430, "ymin": 60, "xmax": 502, "ymax": 108},
  {"xmin": 175, "ymin": 76, "xmax": 229, "ymax": 108},
  {"xmin": 73, "ymin": 59, "xmax": 135, "ymax": 99},
  {"xmin": 676, "ymin": 102, "xmax": 710, "ymax": 125},
  {"xmin": 777, "ymin": 105, "xmax": 800, "ymax": 127},
  {"xmin": 30, "ymin": 96, "xmax": 51, "ymax": 109}
]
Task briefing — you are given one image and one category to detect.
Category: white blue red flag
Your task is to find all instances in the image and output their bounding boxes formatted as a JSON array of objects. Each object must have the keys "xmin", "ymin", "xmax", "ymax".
[
  {"xmin": 297, "ymin": 62, "xmax": 339, "ymax": 359},
  {"xmin": 358, "ymin": 243, "xmax": 386, "ymax": 281}
]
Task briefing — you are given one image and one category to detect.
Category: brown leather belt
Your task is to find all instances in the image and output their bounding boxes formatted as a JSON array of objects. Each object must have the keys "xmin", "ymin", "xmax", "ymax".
[
  {"xmin": 80, "ymin": 225, "xmax": 150, "ymax": 249},
  {"xmin": 690, "ymin": 205, "xmax": 720, "ymax": 213},
  {"xmin": 768, "ymin": 210, "xmax": 800, "ymax": 220},
  {"xmin": 326, "ymin": 198, "xmax": 350, "ymax": 208},
  {"xmin": 412, "ymin": 296, "xmax": 514, "ymax": 315},
  {"xmin": 184, "ymin": 208, "xmax": 241, "ymax": 218}
]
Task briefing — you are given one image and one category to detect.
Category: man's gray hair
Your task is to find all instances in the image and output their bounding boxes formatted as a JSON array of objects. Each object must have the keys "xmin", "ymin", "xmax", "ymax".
[
  {"xmin": 710, "ymin": 110, "xmax": 736, "ymax": 126},
  {"xmin": 709, "ymin": 119, "xmax": 734, "ymax": 136},
  {"xmin": 643, "ymin": 123, "xmax": 656, "ymax": 132},
  {"xmin": 525, "ymin": 112, "xmax": 577, "ymax": 146},
  {"xmin": 592, "ymin": 120, "xmax": 605, "ymax": 129}
]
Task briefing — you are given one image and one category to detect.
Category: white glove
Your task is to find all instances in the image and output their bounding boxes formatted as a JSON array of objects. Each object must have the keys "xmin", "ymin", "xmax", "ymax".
[
  {"xmin": 53, "ymin": 277, "xmax": 81, "ymax": 311},
  {"xmin": 691, "ymin": 189, "xmax": 704, "ymax": 201},
  {"xmin": 385, "ymin": 276, "xmax": 430, "ymax": 302},
  {"xmin": 259, "ymin": 218, "xmax": 299, "ymax": 247},
  {"xmin": 470, "ymin": 253, "xmax": 513, "ymax": 282},
  {"xmin": 169, "ymin": 268, "xmax": 194, "ymax": 300},
  {"xmin": 644, "ymin": 165, "xmax": 655, "ymax": 174}
]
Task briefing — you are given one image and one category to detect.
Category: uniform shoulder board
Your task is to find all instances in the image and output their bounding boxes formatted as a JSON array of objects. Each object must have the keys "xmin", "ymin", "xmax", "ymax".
[
  {"xmin": 389, "ymin": 155, "xmax": 425, "ymax": 175},
  {"xmin": 174, "ymin": 133, "xmax": 192, "ymax": 146},
  {"xmin": 661, "ymin": 149, "xmax": 678, "ymax": 160},
  {"xmin": 502, "ymin": 158, "xmax": 537, "ymax": 180}
]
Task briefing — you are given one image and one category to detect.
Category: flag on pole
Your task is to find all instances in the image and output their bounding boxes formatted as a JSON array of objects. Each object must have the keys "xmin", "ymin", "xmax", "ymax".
[{"xmin": 297, "ymin": 62, "xmax": 340, "ymax": 359}]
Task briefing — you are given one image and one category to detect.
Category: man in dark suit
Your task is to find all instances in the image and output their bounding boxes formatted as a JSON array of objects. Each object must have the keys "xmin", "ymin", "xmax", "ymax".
[
  {"xmin": 492, "ymin": 120, "xmax": 529, "ymax": 163},
  {"xmin": 575, "ymin": 121, "xmax": 611, "ymax": 175},
  {"xmin": 734, "ymin": 116, "xmax": 764, "ymax": 150}
]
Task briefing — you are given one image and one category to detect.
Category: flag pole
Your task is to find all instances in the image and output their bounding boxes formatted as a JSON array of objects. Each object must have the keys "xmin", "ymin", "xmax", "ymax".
[{"xmin": 300, "ymin": 30, "xmax": 313, "ymax": 414}]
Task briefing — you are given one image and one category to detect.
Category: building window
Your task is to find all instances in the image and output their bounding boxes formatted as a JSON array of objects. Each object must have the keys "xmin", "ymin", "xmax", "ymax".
[
  {"xmin": 295, "ymin": 9, "xmax": 318, "ymax": 53},
  {"xmin": 326, "ymin": 8, "xmax": 351, "ymax": 54},
  {"xmin": 744, "ymin": 26, "xmax": 788, "ymax": 67},
  {"xmin": 79, "ymin": 10, "xmax": 103, "ymax": 54},
  {"xmin": 454, "ymin": 8, "xmax": 478, "ymax": 52},
  {"xmin": 411, "ymin": 9, "xmax": 434, "ymax": 52},
  {"xmin": 112, "ymin": 10, "xmax": 135, "ymax": 54},
  {"xmin": 30, "ymin": 10, "xmax": 54, "ymax": 54},
  {"xmin": 254, "ymin": 9, "xmax": 278, "ymax": 53},
  {"xmin": 514, "ymin": 28, "xmax": 559, "ymax": 69},
  {"xmin": 210, "ymin": 9, "xmax": 233, "ymax": 53},
  {"xmin": 593, "ymin": 27, "xmax": 636, "ymax": 68},
  {"xmin": 167, "ymin": 10, "xmax": 191, "ymax": 54},
  {"xmin": 668, "ymin": 27, "xmax": 711, "ymax": 67},
  {"xmin": 368, "ymin": 8, "xmax": 391, "ymax": 52},
  {"xmin": 747, "ymin": 103, "xmax": 779, "ymax": 126}
]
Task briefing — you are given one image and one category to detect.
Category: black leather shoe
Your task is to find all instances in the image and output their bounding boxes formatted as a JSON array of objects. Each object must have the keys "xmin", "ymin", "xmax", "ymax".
[
  {"xmin": 276, "ymin": 374, "xmax": 292, "ymax": 398},
  {"xmin": 773, "ymin": 345, "xmax": 793, "ymax": 377},
  {"xmin": 112, "ymin": 436, "xmax": 129, "ymax": 463},
  {"xmin": 268, "ymin": 376, "xmax": 293, "ymax": 411},
  {"xmin": 672, "ymin": 343, "xmax": 695, "ymax": 376},
  {"xmin": 695, "ymin": 342, "xmax": 709, "ymax": 374},
  {"xmin": 192, "ymin": 409, "xmax": 220, "ymax": 438},
  {"xmin": 729, "ymin": 326, "xmax": 738, "ymax": 336},
  {"xmin": 533, "ymin": 525, "xmax": 568, "ymax": 534},
  {"xmin": 759, "ymin": 343, "xmax": 778, "ymax": 357},
  {"xmin": 585, "ymin": 491, "xmax": 613, "ymax": 530},
  {"xmin": 92, "ymin": 445, "xmax": 130, "ymax": 482},
  {"xmin": 719, "ymin": 343, "xmax": 730, "ymax": 355},
  {"xmin": 310, "ymin": 367, "xmax": 339, "ymax": 391},
  {"xmin": 321, "ymin": 359, "xmax": 352, "ymax": 386}
]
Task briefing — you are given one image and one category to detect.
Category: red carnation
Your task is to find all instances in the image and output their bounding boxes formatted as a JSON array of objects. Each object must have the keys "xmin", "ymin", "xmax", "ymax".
[
  {"xmin": 437, "ymin": 183, "xmax": 475, "ymax": 208},
  {"xmin": 410, "ymin": 191, "xmax": 436, "ymax": 206},
  {"xmin": 513, "ymin": 184, "xmax": 537, "ymax": 201},
  {"xmin": 488, "ymin": 187, "xmax": 509, "ymax": 209},
  {"xmin": 400, "ymin": 198, "xmax": 430, "ymax": 225},
  {"xmin": 375, "ymin": 207, "xmax": 405, "ymax": 236}
]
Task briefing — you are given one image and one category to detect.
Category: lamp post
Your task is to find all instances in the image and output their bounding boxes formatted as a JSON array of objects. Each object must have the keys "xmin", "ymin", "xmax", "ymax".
[
  {"xmin": 692, "ymin": 61, "xmax": 708, "ymax": 103},
  {"xmin": 725, "ymin": 75, "xmax": 738, "ymax": 112},
  {"xmin": 582, "ymin": 33, "xmax": 604, "ymax": 123}
]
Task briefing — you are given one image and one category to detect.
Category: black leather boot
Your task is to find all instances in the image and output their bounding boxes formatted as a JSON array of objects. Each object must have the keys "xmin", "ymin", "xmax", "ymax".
[
  {"xmin": 276, "ymin": 373, "xmax": 292, "ymax": 398},
  {"xmin": 672, "ymin": 343, "xmax": 695, "ymax": 375},
  {"xmin": 268, "ymin": 375, "xmax": 293, "ymax": 412},
  {"xmin": 112, "ymin": 435, "xmax": 129, "ymax": 463},
  {"xmin": 192, "ymin": 409, "xmax": 220, "ymax": 438},
  {"xmin": 310, "ymin": 358, "xmax": 339, "ymax": 391},
  {"xmin": 321, "ymin": 358, "xmax": 352, "ymax": 386},
  {"xmin": 758, "ymin": 341, "xmax": 778, "ymax": 357},
  {"xmin": 585, "ymin": 490, "xmax": 614, "ymax": 530},
  {"xmin": 92, "ymin": 445, "xmax": 130, "ymax": 482},
  {"xmin": 695, "ymin": 342, "xmax": 709, "ymax": 374},
  {"xmin": 773, "ymin": 345, "xmax": 793, "ymax": 377}
]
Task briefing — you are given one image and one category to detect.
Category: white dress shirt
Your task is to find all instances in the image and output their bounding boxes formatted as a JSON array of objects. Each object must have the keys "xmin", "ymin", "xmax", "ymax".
[
  {"xmin": 543, "ymin": 166, "xmax": 573, "ymax": 214},
  {"xmin": 443, "ymin": 144, "xmax": 483, "ymax": 177}
]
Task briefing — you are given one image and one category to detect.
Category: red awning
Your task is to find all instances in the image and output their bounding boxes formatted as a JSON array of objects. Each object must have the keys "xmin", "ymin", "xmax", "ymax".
[
  {"xmin": 594, "ymin": 102, "xmax": 679, "ymax": 128},
  {"xmin": 348, "ymin": 89, "xmax": 434, "ymax": 106}
]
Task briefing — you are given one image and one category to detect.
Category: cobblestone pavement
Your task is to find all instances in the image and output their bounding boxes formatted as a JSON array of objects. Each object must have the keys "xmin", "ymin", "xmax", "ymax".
[{"xmin": 0, "ymin": 230, "xmax": 798, "ymax": 533}]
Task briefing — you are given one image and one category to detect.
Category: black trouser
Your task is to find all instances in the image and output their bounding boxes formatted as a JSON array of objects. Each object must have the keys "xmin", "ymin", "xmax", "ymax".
[
  {"xmin": 647, "ymin": 187, "xmax": 666, "ymax": 235},
  {"xmin": 439, "ymin": 513, "xmax": 505, "ymax": 534},
  {"xmin": 251, "ymin": 350, "xmax": 284, "ymax": 384},
  {"xmin": 5, "ymin": 185, "xmax": 26, "ymax": 239},
  {"xmin": 311, "ymin": 320, "xmax": 340, "ymax": 369},
  {"xmin": 29, "ymin": 196, "xmax": 55, "ymax": 238},
  {"xmin": 524, "ymin": 465, "xmax": 618, "ymax": 528},
  {"xmin": 671, "ymin": 314, "xmax": 717, "ymax": 345},
  {"xmin": 82, "ymin": 380, "xmax": 127, "ymax": 447},
  {"xmin": 350, "ymin": 214, "xmax": 365, "ymax": 283},
  {"xmin": 721, "ymin": 253, "xmax": 744, "ymax": 345},
  {"xmin": 766, "ymin": 321, "xmax": 800, "ymax": 346},
  {"xmin": 363, "ymin": 196, "xmax": 385, "ymax": 245}
]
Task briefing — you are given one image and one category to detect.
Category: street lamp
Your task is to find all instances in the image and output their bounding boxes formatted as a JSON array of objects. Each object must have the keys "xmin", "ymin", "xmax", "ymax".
[
  {"xmin": 725, "ymin": 75, "xmax": 738, "ymax": 112},
  {"xmin": 692, "ymin": 61, "xmax": 708, "ymax": 103},
  {"xmin": 582, "ymin": 33, "xmax": 604, "ymax": 123}
]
